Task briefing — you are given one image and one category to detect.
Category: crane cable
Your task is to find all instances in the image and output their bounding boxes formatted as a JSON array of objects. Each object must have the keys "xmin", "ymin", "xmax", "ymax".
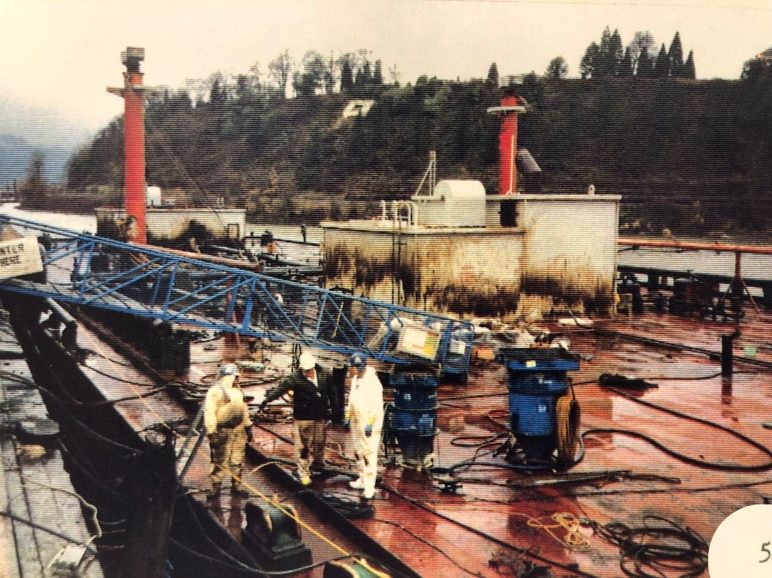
[
  {"xmin": 81, "ymin": 337, "xmax": 177, "ymax": 436},
  {"xmin": 143, "ymin": 110, "xmax": 230, "ymax": 235}
]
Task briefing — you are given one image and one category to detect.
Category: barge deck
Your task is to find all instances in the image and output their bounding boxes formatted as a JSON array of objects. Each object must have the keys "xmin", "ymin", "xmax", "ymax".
[
  {"xmin": 245, "ymin": 307, "xmax": 772, "ymax": 577},
  {"xmin": 0, "ymin": 224, "xmax": 769, "ymax": 576}
]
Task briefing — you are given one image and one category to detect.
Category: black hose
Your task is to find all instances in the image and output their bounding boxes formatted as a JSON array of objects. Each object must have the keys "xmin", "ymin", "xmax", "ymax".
[
  {"xmin": 588, "ymin": 515, "xmax": 707, "ymax": 578},
  {"xmin": 380, "ymin": 482, "xmax": 600, "ymax": 578},
  {"xmin": 80, "ymin": 362, "xmax": 158, "ymax": 387},
  {"xmin": 318, "ymin": 492, "xmax": 374, "ymax": 519},
  {"xmin": 449, "ymin": 432, "xmax": 507, "ymax": 448},
  {"xmin": 595, "ymin": 385, "xmax": 772, "ymax": 471},
  {"xmin": 0, "ymin": 370, "xmax": 140, "ymax": 455},
  {"xmin": 370, "ymin": 517, "xmax": 482, "ymax": 577},
  {"xmin": 0, "ymin": 510, "xmax": 99, "ymax": 555}
]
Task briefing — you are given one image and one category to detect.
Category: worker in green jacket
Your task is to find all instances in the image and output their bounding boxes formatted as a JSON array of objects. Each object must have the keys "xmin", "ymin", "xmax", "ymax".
[{"xmin": 259, "ymin": 352, "xmax": 336, "ymax": 486}]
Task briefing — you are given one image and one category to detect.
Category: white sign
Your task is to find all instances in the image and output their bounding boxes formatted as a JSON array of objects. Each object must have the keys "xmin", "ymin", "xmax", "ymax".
[{"xmin": 0, "ymin": 237, "xmax": 43, "ymax": 280}]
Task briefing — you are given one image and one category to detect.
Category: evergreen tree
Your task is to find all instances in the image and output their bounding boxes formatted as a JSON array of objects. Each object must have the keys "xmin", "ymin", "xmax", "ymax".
[
  {"xmin": 628, "ymin": 31, "xmax": 656, "ymax": 73},
  {"xmin": 618, "ymin": 47, "xmax": 634, "ymax": 77},
  {"xmin": 682, "ymin": 50, "xmax": 696, "ymax": 79},
  {"xmin": 209, "ymin": 77, "xmax": 227, "ymax": 105},
  {"xmin": 580, "ymin": 42, "xmax": 600, "ymax": 79},
  {"xmin": 655, "ymin": 44, "xmax": 670, "ymax": 78},
  {"xmin": 596, "ymin": 26, "xmax": 613, "ymax": 77},
  {"xmin": 668, "ymin": 32, "xmax": 684, "ymax": 77},
  {"xmin": 637, "ymin": 46, "xmax": 654, "ymax": 78},
  {"xmin": 373, "ymin": 60, "xmax": 383, "ymax": 85},
  {"xmin": 362, "ymin": 61, "xmax": 373, "ymax": 85},
  {"xmin": 487, "ymin": 62, "xmax": 499, "ymax": 85},
  {"xmin": 741, "ymin": 58, "xmax": 764, "ymax": 81},
  {"xmin": 545, "ymin": 56, "xmax": 568, "ymax": 79},
  {"xmin": 340, "ymin": 60, "xmax": 354, "ymax": 93},
  {"xmin": 610, "ymin": 29, "xmax": 624, "ymax": 75},
  {"xmin": 323, "ymin": 52, "xmax": 336, "ymax": 95},
  {"xmin": 235, "ymin": 74, "xmax": 249, "ymax": 98}
]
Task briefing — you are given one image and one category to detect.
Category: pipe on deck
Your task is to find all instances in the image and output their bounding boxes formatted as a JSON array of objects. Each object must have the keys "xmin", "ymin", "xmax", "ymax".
[{"xmin": 618, "ymin": 237, "xmax": 772, "ymax": 255}]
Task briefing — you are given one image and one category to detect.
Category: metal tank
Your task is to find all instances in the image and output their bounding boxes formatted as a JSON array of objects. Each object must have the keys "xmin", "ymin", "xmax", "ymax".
[{"xmin": 411, "ymin": 179, "xmax": 486, "ymax": 228}]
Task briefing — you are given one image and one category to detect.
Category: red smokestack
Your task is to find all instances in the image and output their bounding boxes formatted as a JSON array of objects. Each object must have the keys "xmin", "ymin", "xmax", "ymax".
[
  {"xmin": 488, "ymin": 95, "xmax": 527, "ymax": 196},
  {"xmin": 499, "ymin": 96, "xmax": 518, "ymax": 195},
  {"xmin": 108, "ymin": 47, "xmax": 147, "ymax": 243}
]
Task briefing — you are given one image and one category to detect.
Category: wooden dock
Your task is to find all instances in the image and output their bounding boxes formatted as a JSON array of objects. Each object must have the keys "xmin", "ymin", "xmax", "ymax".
[{"xmin": 0, "ymin": 310, "xmax": 104, "ymax": 578}]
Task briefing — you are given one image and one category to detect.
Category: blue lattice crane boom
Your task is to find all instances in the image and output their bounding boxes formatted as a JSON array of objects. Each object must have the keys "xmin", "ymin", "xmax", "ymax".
[{"xmin": 0, "ymin": 215, "xmax": 473, "ymax": 376}]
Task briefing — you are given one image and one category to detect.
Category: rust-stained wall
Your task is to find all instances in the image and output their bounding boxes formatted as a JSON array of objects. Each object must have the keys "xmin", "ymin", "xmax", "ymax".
[
  {"xmin": 519, "ymin": 196, "xmax": 618, "ymax": 313},
  {"xmin": 324, "ymin": 225, "xmax": 524, "ymax": 317},
  {"xmin": 95, "ymin": 208, "xmax": 247, "ymax": 243},
  {"xmin": 323, "ymin": 193, "xmax": 619, "ymax": 320}
]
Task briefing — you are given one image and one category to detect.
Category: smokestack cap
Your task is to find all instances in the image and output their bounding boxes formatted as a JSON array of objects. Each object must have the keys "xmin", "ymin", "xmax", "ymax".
[{"xmin": 121, "ymin": 47, "xmax": 145, "ymax": 71}]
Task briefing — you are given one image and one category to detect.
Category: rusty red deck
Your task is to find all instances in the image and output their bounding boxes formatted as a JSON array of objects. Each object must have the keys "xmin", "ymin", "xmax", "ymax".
[
  {"xmin": 32, "ymin": 296, "xmax": 771, "ymax": 577},
  {"xmin": 242, "ymin": 308, "xmax": 771, "ymax": 577}
]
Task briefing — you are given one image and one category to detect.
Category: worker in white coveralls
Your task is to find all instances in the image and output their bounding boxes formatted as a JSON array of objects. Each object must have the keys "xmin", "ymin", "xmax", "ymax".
[
  {"xmin": 204, "ymin": 363, "xmax": 253, "ymax": 498},
  {"xmin": 345, "ymin": 354, "xmax": 384, "ymax": 500}
]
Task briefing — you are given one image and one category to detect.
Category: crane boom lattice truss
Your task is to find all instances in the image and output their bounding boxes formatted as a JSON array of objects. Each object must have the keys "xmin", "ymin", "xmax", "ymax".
[{"xmin": 0, "ymin": 216, "xmax": 472, "ymax": 373}]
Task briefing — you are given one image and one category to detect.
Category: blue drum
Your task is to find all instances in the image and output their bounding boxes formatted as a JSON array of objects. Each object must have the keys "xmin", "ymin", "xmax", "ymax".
[{"xmin": 387, "ymin": 372, "xmax": 440, "ymax": 469}]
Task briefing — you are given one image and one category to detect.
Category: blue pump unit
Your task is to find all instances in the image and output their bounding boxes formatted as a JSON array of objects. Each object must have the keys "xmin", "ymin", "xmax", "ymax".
[
  {"xmin": 386, "ymin": 371, "xmax": 440, "ymax": 470},
  {"xmin": 496, "ymin": 347, "xmax": 581, "ymax": 466}
]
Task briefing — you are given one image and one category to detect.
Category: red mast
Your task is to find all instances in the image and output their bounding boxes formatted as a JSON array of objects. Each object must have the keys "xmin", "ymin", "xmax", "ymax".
[
  {"xmin": 108, "ymin": 47, "xmax": 147, "ymax": 243},
  {"xmin": 488, "ymin": 94, "xmax": 527, "ymax": 195}
]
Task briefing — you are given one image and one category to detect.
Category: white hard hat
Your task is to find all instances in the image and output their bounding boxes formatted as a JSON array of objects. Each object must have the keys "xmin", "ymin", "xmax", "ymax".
[
  {"xmin": 298, "ymin": 352, "xmax": 317, "ymax": 370},
  {"xmin": 219, "ymin": 363, "xmax": 239, "ymax": 376}
]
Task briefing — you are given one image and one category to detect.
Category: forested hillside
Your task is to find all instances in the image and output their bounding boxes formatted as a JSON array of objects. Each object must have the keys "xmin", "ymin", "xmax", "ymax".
[{"xmin": 29, "ymin": 66, "xmax": 772, "ymax": 240}]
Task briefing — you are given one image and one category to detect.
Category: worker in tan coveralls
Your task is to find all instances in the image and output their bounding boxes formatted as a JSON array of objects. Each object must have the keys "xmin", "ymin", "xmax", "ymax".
[{"xmin": 204, "ymin": 363, "xmax": 253, "ymax": 497}]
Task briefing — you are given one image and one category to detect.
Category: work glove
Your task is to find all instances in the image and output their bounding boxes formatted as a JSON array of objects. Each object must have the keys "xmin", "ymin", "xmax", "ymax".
[
  {"xmin": 364, "ymin": 424, "xmax": 372, "ymax": 437},
  {"xmin": 245, "ymin": 427, "xmax": 253, "ymax": 443}
]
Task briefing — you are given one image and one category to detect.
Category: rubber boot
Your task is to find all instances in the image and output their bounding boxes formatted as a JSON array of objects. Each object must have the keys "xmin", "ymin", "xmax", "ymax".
[
  {"xmin": 207, "ymin": 482, "xmax": 222, "ymax": 499},
  {"xmin": 231, "ymin": 481, "xmax": 249, "ymax": 496}
]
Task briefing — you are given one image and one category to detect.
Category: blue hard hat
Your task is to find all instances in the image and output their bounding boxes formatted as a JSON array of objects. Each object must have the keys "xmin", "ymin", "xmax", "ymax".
[
  {"xmin": 219, "ymin": 363, "xmax": 239, "ymax": 376},
  {"xmin": 349, "ymin": 353, "xmax": 366, "ymax": 368}
]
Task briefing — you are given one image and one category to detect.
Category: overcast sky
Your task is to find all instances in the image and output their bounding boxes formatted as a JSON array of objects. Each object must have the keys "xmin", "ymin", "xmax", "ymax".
[{"xmin": 1, "ymin": 0, "xmax": 771, "ymax": 145}]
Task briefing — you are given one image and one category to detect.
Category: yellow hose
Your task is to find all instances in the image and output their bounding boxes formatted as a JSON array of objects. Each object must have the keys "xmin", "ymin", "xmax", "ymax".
[{"xmin": 555, "ymin": 393, "xmax": 580, "ymax": 468}]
